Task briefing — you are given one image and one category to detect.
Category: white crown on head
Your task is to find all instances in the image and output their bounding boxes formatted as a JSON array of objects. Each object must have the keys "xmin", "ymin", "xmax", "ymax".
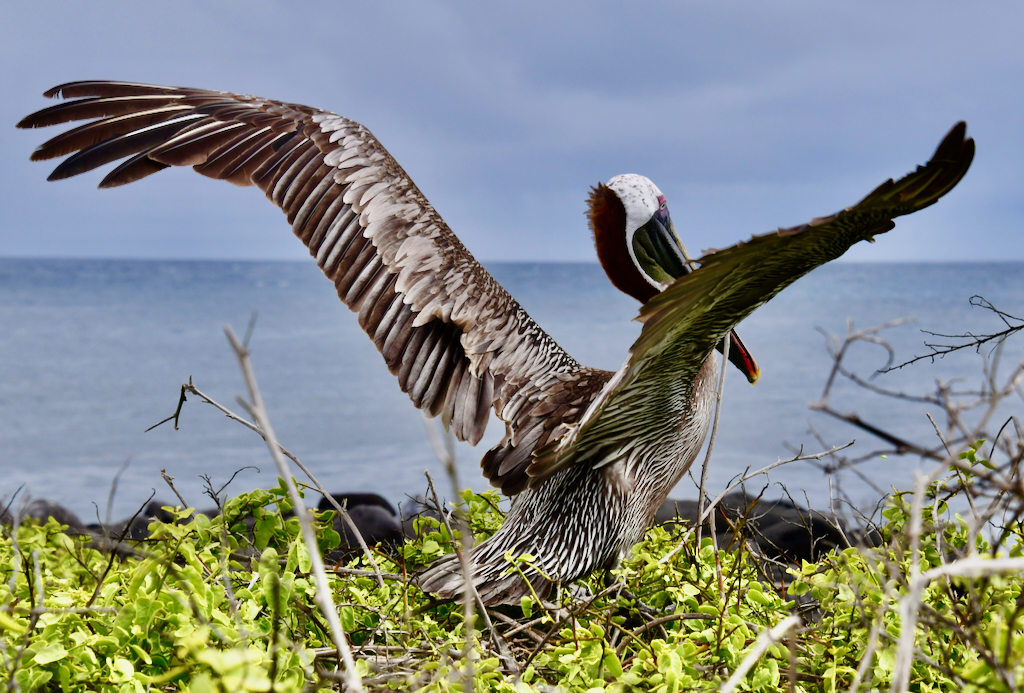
[{"xmin": 606, "ymin": 174, "xmax": 663, "ymax": 236}]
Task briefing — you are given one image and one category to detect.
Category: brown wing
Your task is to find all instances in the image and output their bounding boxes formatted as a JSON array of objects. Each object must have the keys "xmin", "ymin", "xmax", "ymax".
[
  {"xmin": 528, "ymin": 122, "xmax": 974, "ymax": 482},
  {"xmin": 18, "ymin": 81, "xmax": 611, "ymax": 493}
]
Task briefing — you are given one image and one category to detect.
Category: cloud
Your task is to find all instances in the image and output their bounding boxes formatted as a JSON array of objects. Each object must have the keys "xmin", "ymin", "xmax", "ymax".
[{"xmin": 2, "ymin": 0, "xmax": 1020, "ymax": 261}]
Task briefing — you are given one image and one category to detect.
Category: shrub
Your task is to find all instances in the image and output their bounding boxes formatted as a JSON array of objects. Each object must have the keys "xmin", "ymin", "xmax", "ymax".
[{"xmin": 1, "ymin": 444, "xmax": 1022, "ymax": 691}]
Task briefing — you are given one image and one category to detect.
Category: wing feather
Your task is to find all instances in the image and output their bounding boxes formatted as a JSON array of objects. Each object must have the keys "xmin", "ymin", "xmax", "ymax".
[
  {"xmin": 29, "ymin": 106, "xmax": 196, "ymax": 161},
  {"xmin": 529, "ymin": 122, "xmax": 974, "ymax": 482},
  {"xmin": 47, "ymin": 113, "xmax": 208, "ymax": 180},
  {"xmin": 20, "ymin": 81, "xmax": 609, "ymax": 494},
  {"xmin": 100, "ymin": 151, "xmax": 170, "ymax": 187},
  {"xmin": 17, "ymin": 95, "xmax": 187, "ymax": 129}
]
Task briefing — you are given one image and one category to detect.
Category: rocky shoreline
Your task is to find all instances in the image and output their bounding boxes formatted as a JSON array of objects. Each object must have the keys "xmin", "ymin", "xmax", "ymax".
[{"xmin": 3, "ymin": 489, "xmax": 874, "ymax": 583}]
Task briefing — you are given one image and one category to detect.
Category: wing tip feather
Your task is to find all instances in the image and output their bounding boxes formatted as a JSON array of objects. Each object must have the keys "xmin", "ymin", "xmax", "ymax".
[
  {"xmin": 41, "ymin": 81, "xmax": 173, "ymax": 100},
  {"xmin": 932, "ymin": 121, "xmax": 968, "ymax": 163}
]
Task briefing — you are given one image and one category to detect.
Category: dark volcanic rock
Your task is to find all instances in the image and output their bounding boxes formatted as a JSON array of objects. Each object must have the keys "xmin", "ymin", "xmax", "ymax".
[
  {"xmin": 318, "ymin": 493, "xmax": 404, "ymax": 548},
  {"xmin": 657, "ymin": 492, "xmax": 876, "ymax": 568},
  {"xmin": 20, "ymin": 499, "xmax": 87, "ymax": 531}
]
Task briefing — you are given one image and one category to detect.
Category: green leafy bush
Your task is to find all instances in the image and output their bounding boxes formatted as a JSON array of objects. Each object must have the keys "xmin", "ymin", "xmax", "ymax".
[{"xmin": 2, "ymin": 446, "xmax": 1022, "ymax": 691}]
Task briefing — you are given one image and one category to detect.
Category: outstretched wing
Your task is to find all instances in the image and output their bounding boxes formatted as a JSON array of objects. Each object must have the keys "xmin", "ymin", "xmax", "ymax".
[
  {"xmin": 529, "ymin": 122, "xmax": 974, "ymax": 481},
  {"xmin": 19, "ymin": 81, "xmax": 612, "ymax": 490}
]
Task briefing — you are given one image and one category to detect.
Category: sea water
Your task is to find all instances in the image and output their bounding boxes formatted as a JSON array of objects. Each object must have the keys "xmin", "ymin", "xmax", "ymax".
[{"xmin": 1, "ymin": 259, "xmax": 1021, "ymax": 521}]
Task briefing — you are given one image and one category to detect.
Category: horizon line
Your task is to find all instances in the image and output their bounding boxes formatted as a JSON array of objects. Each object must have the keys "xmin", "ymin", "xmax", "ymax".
[{"xmin": 0, "ymin": 255, "xmax": 1021, "ymax": 266}]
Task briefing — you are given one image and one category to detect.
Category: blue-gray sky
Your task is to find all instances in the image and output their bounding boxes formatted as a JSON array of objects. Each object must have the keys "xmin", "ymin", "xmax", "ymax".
[{"xmin": 2, "ymin": 1, "xmax": 1021, "ymax": 262}]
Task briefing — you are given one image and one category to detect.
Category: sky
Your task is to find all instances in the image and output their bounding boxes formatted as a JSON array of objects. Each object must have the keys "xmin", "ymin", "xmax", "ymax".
[{"xmin": 2, "ymin": 1, "xmax": 1022, "ymax": 263}]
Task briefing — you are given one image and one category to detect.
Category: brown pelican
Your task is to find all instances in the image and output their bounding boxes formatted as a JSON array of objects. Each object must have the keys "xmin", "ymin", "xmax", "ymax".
[{"xmin": 18, "ymin": 83, "xmax": 974, "ymax": 605}]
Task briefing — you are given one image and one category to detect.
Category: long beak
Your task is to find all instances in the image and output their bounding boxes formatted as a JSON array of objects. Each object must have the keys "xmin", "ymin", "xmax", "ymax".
[
  {"xmin": 631, "ymin": 214, "xmax": 690, "ymax": 284},
  {"xmin": 720, "ymin": 330, "xmax": 759, "ymax": 384},
  {"xmin": 662, "ymin": 217, "xmax": 760, "ymax": 385}
]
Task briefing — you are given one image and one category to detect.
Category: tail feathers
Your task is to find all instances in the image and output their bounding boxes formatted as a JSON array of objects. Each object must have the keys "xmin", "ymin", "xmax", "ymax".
[{"xmin": 416, "ymin": 552, "xmax": 554, "ymax": 606}]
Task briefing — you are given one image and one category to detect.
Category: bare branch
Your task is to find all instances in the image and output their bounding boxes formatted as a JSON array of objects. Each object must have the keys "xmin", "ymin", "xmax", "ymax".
[
  {"xmin": 149, "ymin": 377, "xmax": 386, "ymax": 588},
  {"xmin": 810, "ymin": 403, "xmax": 944, "ymax": 459},
  {"xmin": 659, "ymin": 442, "xmax": 854, "ymax": 566},
  {"xmin": 698, "ymin": 333, "xmax": 731, "ymax": 547},
  {"xmin": 105, "ymin": 457, "xmax": 132, "ymax": 527},
  {"xmin": 223, "ymin": 325, "xmax": 363, "ymax": 692},
  {"xmin": 721, "ymin": 615, "xmax": 801, "ymax": 693},
  {"xmin": 885, "ymin": 296, "xmax": 1024, "ymax": 371}
]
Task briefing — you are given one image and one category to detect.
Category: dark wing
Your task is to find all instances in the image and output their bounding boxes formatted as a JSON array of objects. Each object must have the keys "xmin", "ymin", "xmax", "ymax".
[
  {"xmin": 19, "ymin": 81, "xmax": 612, "ymax": 492},
  {"xmin": 529, "ymin": 122, "xmax": 974, "ymax": 481}
]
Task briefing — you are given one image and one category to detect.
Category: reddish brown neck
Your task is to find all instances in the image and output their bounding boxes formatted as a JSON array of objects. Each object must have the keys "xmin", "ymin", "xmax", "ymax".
[{"xmin": 587, "ymin": 183, "xmax": 657, "ymax": 303}]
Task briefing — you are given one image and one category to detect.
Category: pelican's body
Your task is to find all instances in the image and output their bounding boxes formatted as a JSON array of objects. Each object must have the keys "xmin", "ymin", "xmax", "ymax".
[
  {"xmin": 421, "ymin": 353, "xmax": 720, "ymax": 603},
  {"xmin": 19, "ymin": 82, "xmax": 973, "ymax": 605}
]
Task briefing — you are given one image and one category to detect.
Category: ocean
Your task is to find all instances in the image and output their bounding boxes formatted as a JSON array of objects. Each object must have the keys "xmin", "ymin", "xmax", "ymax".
[{"xmin": 1, "ymin": 258, "xmax": 1021, "ymax": 522}]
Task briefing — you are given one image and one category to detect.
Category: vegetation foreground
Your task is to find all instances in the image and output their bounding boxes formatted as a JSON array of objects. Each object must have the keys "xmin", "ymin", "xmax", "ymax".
[{"xmin": 1, "ymin": 443, "xmax": 1022, "ymax": 692}]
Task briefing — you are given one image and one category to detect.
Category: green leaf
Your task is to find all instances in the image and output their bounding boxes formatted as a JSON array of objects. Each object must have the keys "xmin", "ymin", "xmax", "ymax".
[
  {"xmin": 33, "ymin": 642, "xmax": 68, "ymax": 664},
  {"xmin": 602, "ymin": 650, "xmax": 624, "ymax": 678},
  {"xmin": 254, "ymin": 515, "xmax": 280, "ymax": 550},
  {"xmin": 108, "ymin": 656, "xmax": 135, "ymax": 682},
  {"xmin": 521, "ymin": 595, "xmax": 533, "ymax": 619},
  {"xmin": 340, "ymin": 606, "xmax": 356, "ymax": 632}
]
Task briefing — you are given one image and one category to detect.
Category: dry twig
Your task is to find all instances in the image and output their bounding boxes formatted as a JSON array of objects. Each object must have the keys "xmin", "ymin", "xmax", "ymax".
[
  {"xmin": 223, "ymin": 325, "xmax": 363, "ymax": 692},
  {"xmin": 148, "ymin": 377, "xmax": 386, "ymax": 589},
  {"xmin": 698, "ymin": 334, "xmax": 731, "ymax": 548}
]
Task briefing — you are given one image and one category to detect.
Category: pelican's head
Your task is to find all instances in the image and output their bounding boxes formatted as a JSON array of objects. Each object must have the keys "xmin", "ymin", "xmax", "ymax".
[
  {"xmin": 607, "ymin": 174, "xmax": 689, "ymax": 290},
  {"xmin": 587, "ymin": 174, "xmax": 760, "ymax": 384}
]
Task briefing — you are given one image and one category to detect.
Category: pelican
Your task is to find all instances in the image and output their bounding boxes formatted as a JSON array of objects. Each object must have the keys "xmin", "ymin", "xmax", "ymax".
[{"xmin": 18, "ymin": 82, "xmax": 974, "ymax": 605}]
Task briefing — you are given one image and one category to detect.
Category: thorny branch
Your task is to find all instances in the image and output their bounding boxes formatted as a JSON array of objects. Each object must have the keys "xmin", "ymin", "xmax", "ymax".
[
  {"xmin": 223, "ymin": 325, "xmax": 364, "ymax": 692},
  {"xmin": 697, "ymin": 333, "xmax": 731, "ymax": 548},
  {"xmin": 807, "ymin": 303, "xmax": 1024, "ymax": 693},
  {"xmin": 885, "ymin": 296, "xmax": 1024, "ymax": 371},
  {"xmin": 809, "ymin": 309, "xmax": 1024, "ymax": 476},
  {"xmin": 148, "ymin": 376, "xmax": 387, "ymax": 589}
]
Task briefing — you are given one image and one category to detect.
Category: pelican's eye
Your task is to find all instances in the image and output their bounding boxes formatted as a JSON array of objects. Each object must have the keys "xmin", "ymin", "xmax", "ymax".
[{"xmin": 654, "ymin": 196, "xmax": 671, "ymax": 228}]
